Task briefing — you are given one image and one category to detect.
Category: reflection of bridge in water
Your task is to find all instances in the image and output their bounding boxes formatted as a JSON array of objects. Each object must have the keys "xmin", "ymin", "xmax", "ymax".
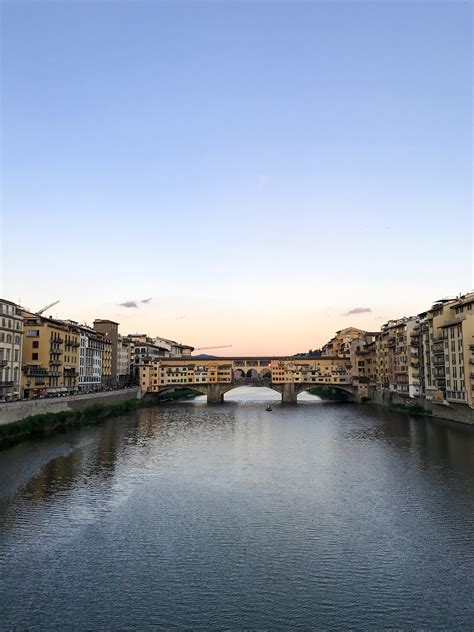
[{"xmin": 140, "ymin": 357, "xmax": 356, "ymax": 404}]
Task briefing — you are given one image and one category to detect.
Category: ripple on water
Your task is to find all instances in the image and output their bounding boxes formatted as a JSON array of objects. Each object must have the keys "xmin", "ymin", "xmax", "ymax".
[{"xmin": 0, "ymin": 390, "xmax": 473, "ymax": 630}]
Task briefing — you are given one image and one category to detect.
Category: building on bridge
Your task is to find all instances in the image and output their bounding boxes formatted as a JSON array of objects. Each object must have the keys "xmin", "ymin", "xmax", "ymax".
[{"xmin": 140, "ymin": 357, "xmax": 353, "ymax": 403}]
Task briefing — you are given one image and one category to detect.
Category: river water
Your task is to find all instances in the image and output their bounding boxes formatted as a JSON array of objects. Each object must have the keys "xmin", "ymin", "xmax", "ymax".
[{"xmin": 1, "ymin": 387, "xmax": 473, "ymax": 630}]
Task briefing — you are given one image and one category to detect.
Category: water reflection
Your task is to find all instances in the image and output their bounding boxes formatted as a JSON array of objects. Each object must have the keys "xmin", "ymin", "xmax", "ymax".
[{"xmin": 0, "ymin": 388, "xmax": 473, "ymax": 630}]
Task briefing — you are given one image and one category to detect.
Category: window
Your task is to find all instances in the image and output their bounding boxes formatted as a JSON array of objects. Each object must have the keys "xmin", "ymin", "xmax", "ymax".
[
  {"xmin": 32, "ymin": 353, "xmax": 38, "ymax": 360},
  {"xmin": 32, "ymin": 341, "xmax": 39, "ymax": 349}
]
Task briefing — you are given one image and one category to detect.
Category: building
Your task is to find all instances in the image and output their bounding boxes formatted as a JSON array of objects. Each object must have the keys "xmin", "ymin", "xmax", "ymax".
[
  {"xmin": 437, "ymin": 293, "xmax": 474, "ymax": 407},
  {"xmin": 349, "ymin": 333, "xmax": 378, "ymax": 398},
  {"xmin": 73, "ymin": 324, "xmax": 112, "ymax": 392},
  {"xmin": 152, "ymin": 336, "xmax": 194, "ymax": 357},
  {"xmin": 21, "ymin": 312, "xmax": 80, "ymax": 397},
  {"xmin": 126, "ymin": 335, "xmax": 170, "ymax": 381},
  {"xmin": 117, "ymin": 335, "xmax": 133, "ymax": 385},
  {"xmin": 419, "ymin": 298, "xmax": 458, "ymax": 401},
  {"xmin": 0, "ymin": 299, "xmax": 24, "ymax": 401},
  {"xmin": 321, "ymin": 327, "xmax": 366, "ymax": 358},
  {"xmin": 93, "ymin": 319, "xmax": 119, "ymax": 384}
]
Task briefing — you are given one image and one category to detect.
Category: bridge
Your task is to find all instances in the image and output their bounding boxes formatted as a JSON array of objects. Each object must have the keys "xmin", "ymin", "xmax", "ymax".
[{"xmin": 140, "ymin": 357, "xmax": 357, "ymax": 404}]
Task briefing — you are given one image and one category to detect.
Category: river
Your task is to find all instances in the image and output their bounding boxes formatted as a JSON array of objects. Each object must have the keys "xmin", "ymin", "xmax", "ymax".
[{"xmin": 1, "ymin": 387, "xmax": 473, "ymax": 630}]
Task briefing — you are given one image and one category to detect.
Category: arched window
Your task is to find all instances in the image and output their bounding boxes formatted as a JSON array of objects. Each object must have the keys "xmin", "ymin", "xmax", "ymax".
[
  {"xmin": 6, "ymin": 334, "xmax": 12, "ymax": 343},
  {"xmin": 15, "ymin": 335, "xmax": 20, "ymax": 345}
]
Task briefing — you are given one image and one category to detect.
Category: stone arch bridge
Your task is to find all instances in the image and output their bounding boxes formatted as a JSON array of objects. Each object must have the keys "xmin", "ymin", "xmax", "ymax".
[{"xmin": 140, "ymin": 357, "xmax": 357, "ymax": 404}]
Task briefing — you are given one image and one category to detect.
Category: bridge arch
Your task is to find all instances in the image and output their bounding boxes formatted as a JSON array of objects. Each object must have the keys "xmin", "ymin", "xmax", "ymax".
[
  {"xmin": 148, "ymin": 384, "xmax": 209, "ymax": 399},
  {"xmin": 220, "ymin": 382, "xmax": 284, "ymax": 399},
  {"xmin": 246, "ymin": 369, "xmax": 259, "ymax": 379}
]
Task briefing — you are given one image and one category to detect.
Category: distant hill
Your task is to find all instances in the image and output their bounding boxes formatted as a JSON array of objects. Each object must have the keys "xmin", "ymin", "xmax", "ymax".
[{"xmin": 192, "ymin": 354, "xmax": 218, "ymax": 359}]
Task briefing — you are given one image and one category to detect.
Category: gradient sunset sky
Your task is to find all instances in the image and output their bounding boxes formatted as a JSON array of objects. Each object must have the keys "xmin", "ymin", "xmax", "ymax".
[{"xmin": 1, "ymin": 1, "xmax": 472, "ymax": 355}]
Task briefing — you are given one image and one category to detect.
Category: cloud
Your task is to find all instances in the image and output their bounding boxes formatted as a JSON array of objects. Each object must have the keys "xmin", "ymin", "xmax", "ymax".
[
  {"xmin": 344, "ymin": 307, "xmax": 372, "ymax": 316},
  {"xmin": 118, "ymin": 297, "xmax": 152, "ymax": 308},
  {"xmin": 119, "ymin": 301, "xmax": 139, "ymax": 308}
]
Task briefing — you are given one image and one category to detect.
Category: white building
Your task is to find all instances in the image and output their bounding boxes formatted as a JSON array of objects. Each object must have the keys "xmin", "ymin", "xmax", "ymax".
[
  {"xmin": 0, "ymin": 298, "xmax": 24, "ymax": 400},
  {"xmin": 78, "ymin": 326, "xmax": 104, "ymax": 392}
]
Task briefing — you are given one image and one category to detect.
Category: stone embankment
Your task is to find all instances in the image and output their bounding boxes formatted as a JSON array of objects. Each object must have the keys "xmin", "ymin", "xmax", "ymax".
[
  {"xmin": 0, "ymin": 388, "xmax": 200, "ymax": 449},
  {"xmin": 367, "ymin": 387, "xmax": 474, "ymax": 425},
  {"xmin": 0, "ymin": 388, "xmax": 139, "ymax": 425}
]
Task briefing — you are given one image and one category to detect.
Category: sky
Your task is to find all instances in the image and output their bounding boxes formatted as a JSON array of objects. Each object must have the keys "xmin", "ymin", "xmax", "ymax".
[{"xmin": 1, "ymin": 0, "xmax": 472, "ymax": 355}]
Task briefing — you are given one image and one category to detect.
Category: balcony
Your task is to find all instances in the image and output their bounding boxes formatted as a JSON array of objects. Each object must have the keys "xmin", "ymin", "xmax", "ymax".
[
  {"xmin": 0, "ymin": 380, "xmax": 14, "ymax": 387},
  {"xmin": 23, "ymin": 366, "xmax": 47, "ymax": 376},
  {"xmin": 50, "ymin": 337, "xmax": 64, "ymax": 344},
  {"xmin": 50, "ymin": 360, "xmax": 61, "ymax": 366},
  {"xmin": 0, "ymin": 360, "xmax": 7, "ymax": 367},
  {"xmin": 50, "ymin": 349, "xmax": 63, "ymax": 355}
]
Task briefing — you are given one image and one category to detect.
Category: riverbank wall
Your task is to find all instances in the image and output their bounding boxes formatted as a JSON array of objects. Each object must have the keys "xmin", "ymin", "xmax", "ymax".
[
  {"xmin": 0, "ymin": 388, "xmax": 199, "ymax": 449},
  {"xmin": 0, "ymin": 388, "xmax": 140, "ymax": 426},
  {"xmin": 366, "ymin": 387, "xmax": 474, "ymax": 425}
]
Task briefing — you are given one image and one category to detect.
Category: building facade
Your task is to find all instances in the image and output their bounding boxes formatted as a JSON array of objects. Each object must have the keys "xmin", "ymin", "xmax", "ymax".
[
  {"xmin": 76, "ymin": 324, "xmax": 112, "ymax": 392},
  {"xmin": 21, "ymin": 312, "xmax": 80, "ymax": 397},
  {"xmin": 93, "ymin": 319, "xmax": 119, "ymax": 384},
  {"xmin": 0, "ymin": 299, "xmax": 24, "ymax": 400},
  {"xmin": 117, "ymin": 335, "xmax": 133, "ymax": 385}
]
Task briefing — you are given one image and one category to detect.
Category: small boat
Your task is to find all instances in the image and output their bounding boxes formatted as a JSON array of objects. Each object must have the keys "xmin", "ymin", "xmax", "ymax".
[{"xmin": 265, "ymin": 405, "xmax": 272, "ymax": 412}]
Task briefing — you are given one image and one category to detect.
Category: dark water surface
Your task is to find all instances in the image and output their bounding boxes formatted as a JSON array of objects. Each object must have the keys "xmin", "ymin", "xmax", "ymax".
[{"xmin": 1, "ymin": 388, "xmax": 473, "ymax": 630}]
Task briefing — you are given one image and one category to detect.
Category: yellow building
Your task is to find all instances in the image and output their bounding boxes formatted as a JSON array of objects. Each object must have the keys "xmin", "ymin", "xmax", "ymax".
[
  {"xmin": 350, "ymin": 334, "xmax": 378, "ymax": 397},
  {"xmin": 101, "ymin": 337, "xmax": 113, "ymax": 387},
  {"xmin": 21, "ymin": 311, "xmax": 80, "ymax": 397}
]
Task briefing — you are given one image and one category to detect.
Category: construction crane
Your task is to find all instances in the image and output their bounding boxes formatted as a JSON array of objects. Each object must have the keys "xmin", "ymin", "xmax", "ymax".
[
  {"xmin": 194, "ymin": 345, "xmax": 233, "ymax": 351},
  {"xmin": 36, "ymin": 300, "xmax": 60, "ymax": 316}
]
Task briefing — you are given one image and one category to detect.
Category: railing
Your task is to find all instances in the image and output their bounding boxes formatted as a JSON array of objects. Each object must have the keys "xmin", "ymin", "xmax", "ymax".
[{"xmin": 0, "ymin": 381, "xmax": 14, "ymax": 387}]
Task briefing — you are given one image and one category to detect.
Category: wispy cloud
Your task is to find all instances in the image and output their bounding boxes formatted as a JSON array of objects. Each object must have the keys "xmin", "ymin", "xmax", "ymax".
[
  {"xmin": 118, "ymin": 297, "xmax": 152, "ymax": 309},
  {"xmin": 119, "ymin": 301, "xmax": 139, "ymax": 308},
  {"xmin": 344, "ymin": 307, "xmax": 372, "ymax": 316}
]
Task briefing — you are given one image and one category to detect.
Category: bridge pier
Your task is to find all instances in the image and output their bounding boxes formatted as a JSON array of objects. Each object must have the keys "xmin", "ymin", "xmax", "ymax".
[
  {"xmin": 207, "ymin": 384, "xmax": 225, "ymax": 404},
  {"xmin": 281, "ymin": 383, "xmax": 297, "ymax": 404}
]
